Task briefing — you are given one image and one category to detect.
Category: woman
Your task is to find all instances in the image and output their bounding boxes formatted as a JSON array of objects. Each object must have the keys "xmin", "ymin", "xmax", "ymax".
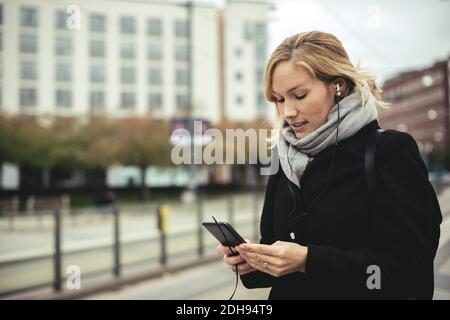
[{"xmin": 217, "ymin": 31, "xmax": 442, "ymax": 299}]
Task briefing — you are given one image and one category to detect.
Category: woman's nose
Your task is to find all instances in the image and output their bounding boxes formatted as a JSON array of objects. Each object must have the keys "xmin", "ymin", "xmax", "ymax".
[{"xmin": 283, "ymin": 101, "xmax": 298, "ymax": 119}]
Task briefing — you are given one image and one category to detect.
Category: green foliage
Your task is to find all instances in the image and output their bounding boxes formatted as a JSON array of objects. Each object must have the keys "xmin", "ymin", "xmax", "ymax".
[{"xmin": 0, "ymin": 114, "xmax": 173, "ymax": 170}]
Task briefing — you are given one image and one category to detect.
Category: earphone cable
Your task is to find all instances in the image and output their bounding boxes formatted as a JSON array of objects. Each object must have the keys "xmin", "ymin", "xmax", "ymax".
[
  {"xmin": 212, "ymin": 215, "xmax": 239, "ymax": 300},
  {"xmin": 287, "ymin": 92, "xmax": 342, "ymax": 232}
]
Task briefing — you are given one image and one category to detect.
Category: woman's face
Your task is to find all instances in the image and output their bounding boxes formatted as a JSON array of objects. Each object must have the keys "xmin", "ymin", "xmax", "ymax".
[{"xmin": 272, "ymin": 59, "xmax": 337, "ymax": 139}]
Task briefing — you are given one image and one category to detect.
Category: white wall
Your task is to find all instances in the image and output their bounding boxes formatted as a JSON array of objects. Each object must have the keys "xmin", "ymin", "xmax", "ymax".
[{"xmin": 223, "ymin": 0, "xmax": 271, "ymax": 122}]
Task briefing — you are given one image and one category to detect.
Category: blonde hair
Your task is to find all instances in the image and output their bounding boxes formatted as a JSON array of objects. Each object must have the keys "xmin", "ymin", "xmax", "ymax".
[{"xmin": 265, "ymin": 31, "xmax": 388, "ymax": 148}]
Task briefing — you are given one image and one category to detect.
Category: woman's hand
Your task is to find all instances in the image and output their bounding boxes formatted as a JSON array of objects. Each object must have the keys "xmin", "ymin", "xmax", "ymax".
[
  {"xmin": 235, "ymin": 241, "xmax": 308, "ymax": 277},
  {"xmin": 216, "ymin": 239, "xmax": 257, "ymax": 276}
]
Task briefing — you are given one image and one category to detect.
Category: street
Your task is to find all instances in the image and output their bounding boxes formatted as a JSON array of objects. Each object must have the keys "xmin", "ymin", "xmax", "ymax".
[
  {"xmin": 0, "ymin": 193, "xmax": 263, "ymax": 295},
  {"xmin": 85, "ymin": 188, "xmax": 450, "ymax": 300}
]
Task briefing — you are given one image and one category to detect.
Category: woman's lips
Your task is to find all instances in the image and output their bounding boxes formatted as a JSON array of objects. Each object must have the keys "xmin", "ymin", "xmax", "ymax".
[{"xmin": 291, "ymin": 121, "xmax": 307, "ymax": 132}]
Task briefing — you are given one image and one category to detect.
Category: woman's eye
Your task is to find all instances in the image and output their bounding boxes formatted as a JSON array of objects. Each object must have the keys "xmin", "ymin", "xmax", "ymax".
[
  {"xmin": 295, "ymin": 94, "xmax": 307, "ymax": 100},
  {"xmin": 276, "ymin": 98, "xmax": 284, "ymax": 103}
]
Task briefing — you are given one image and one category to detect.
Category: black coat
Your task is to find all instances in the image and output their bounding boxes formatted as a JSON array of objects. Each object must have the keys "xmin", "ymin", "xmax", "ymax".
[{"xmin": 241, "ymin": 120, "xmax": 442, "ymax": 299}]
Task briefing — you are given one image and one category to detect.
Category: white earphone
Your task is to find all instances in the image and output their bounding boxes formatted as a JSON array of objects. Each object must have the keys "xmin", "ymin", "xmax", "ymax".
[{"xmin": 336, "ymin": 83, "xmax": 341, "ymax": 97}]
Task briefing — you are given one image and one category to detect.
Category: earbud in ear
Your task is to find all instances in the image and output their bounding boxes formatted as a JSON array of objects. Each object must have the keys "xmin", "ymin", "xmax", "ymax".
[{"xmin": 335, "ymin": 83, "xmax": 341, "ymax": 97}]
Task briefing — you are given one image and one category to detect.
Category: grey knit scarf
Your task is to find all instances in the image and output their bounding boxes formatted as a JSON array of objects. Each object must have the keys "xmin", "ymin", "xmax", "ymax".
[{"xmin": 278, "ymin": 91, "xmax": 378, "ymax": 188}]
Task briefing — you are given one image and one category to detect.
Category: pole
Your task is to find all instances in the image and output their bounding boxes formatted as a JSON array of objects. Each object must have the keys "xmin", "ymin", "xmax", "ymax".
[
  {"xmin": 113, "ymin": 206, "xmax": 121, "ymax": 277},
  {"xmin": 158, "ymin": 203, "xmax": 168, "ymax": 265},
  {"xmin": 53, "ymin": 208, "xmax": 62, "ymax": 292},
  {"xmin": 184, "ymin": 0, "xmax": 204, "ymax": 257},
  {"xmin": 197, "ymin": 188, "xmax": 204, "ymax": 257}
]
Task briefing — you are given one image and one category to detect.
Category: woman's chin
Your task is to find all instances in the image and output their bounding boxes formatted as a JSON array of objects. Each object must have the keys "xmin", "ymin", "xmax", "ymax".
[{"xmin": 294, "ymin": 129, "xmax": 313, "ymax": 140}]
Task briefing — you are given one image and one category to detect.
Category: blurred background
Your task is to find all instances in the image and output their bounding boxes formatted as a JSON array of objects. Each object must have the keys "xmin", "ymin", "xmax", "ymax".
[{"xmin": 0, "ymin": 0, "xmax": 449, "ymax": 300}]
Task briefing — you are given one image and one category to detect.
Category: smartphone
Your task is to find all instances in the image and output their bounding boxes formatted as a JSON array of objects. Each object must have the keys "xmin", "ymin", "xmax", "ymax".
[{"xmin": 202, "ymin": 221, "xmax": 246, "ymax": 249}]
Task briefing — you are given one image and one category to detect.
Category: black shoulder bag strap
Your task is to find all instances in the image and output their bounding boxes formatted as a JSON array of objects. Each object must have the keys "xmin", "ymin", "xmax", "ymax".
[{"xmin": 365, "ymin": 129, "xmax": 384, "ymax": 205}]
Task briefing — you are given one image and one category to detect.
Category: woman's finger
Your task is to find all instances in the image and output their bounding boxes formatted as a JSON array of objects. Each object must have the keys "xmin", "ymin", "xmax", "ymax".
[
  {"xmin": 224, "ymin": 254, "xmax": 245, "ymax": 266},
  {"xmin": 244, "ymin": 255, "xmax": 278, "ymax": 277},
  {"xmin": 216, "ymin": 244, "xmax": 235, "ymax": 256},
  {"xmin": 240, "ymin": 251, "xmax": 280, "ymax": 268},
  {"xmin": 229, "ymin": 262, "xmax": 255, "ymax": 275}
]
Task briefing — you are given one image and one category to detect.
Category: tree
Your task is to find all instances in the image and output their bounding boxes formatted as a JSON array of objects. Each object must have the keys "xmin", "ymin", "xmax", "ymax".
[
  {"xmin": 113, "ymin": 117, "xmax": 172, "ymax": 200},
  {"xmin": 0, "ymin": 114, "xmax": 20, "ymax": 163}
]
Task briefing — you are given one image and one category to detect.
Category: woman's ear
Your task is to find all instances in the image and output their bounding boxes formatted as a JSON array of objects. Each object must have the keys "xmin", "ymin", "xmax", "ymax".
[{"xmin": 334, "ymin": 78, "xmax": 348, "ymax": 97}]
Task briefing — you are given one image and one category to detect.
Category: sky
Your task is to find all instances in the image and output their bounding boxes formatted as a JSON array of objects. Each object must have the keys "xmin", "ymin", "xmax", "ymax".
[
  {"xmin": 267, "ymin": 0, "xmax": 450, "ymax": 82},
  {"xmin": 202, "ymin": 0, "xmax": 450, "ymax": 83}
]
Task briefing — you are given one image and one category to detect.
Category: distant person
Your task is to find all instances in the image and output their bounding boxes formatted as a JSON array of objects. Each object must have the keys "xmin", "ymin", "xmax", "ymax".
[{"xmin": 217, "ymin": 31, "xmax": 442, "ymax": 299}]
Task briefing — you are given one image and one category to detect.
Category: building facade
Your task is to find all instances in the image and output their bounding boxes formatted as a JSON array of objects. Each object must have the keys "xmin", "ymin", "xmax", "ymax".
[
  {"xmin": 222, "ymin": 0, "xmax": 273, "ymax": 122},
  {"xmin": 0, "ymin": 0, "xmax": 273, "ymax": 124},
  {"xmin": 0, "ymin": 0, "xmax": 273, "ymax": 190},
  {"xmin": 380, "ymin": 58, "xmax": 450, "ymax": 154}
]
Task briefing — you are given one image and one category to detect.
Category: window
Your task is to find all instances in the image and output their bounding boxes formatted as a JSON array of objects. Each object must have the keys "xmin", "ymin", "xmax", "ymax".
[
  {"xmin": 147, "ymin": 19, "xmax": 162, "ymax": 36},
  {"xmin": 147, "ymin": 43, "xmax": 162, "ymax": 60},
  {"xmin": 20, "ymin": 34, "xmax": 37, "ymax": 53},
  {"xmin": 120, "ymin": 41, "xmax": 135, "ymax": 59},
  {"xmin": 254, "ymin": 23, "xmax": 266, "ymax": 40},
  {"xmin": 56, "ymin": 90, "xmax": 72, "ymax": 108},
  {"xmin": 90, "ymin": 14, "xmax": 105, "ymax": 32},
  {"xmin": 148, "ymin": 93, "xmax": 162, "ymax": 110},
  {"xmin": 235, "ymin": 71, "xmax": 243, "ymax": 81},
  {"xmin": 20, "ymin": 61, "xmax": 37, "ymax": 80},
  {"xmin": 121, "ymin": 92, "xmax": 135, "ymax": 109},
  {"xmin": 0, "ymin": 32, "xmax": 2, "ymax": 52},
  {"xmin": 55, "ymin": 37, "xmax": 72, "ymax": 56},
  {"xmin": 120, "ymin": 16, "xmax": 135, "ymax": 34},
  {"xmin": 255, "ymin": 45, "xmax": 266, "ymax": 63},
  {"xmin": 235, "ymin": 47, "xmax": 242, "ymax": 57},
  {"xmin": 20, "ymin": 7, "xmax": 38, "ymax": 27},
  {"xmin": 0, "ymin": 5, "xmax": 3, "ymax": 25},
  {"xmin": 148, "ymin": 68, "xmax": 162, "ymax": 85},
  {"xmin": 175, "ymin": 20, "xmax": 189, "ymax": 37},
  {"xmin": 56, "ymin": 63, "xmax": 72, "ymax": 82},
  {"xmin": 175, "ymin": 45, "xmax": 189, "ymax": 61},
  {"xmin": 121, "ymin": 67, "xmax": 135, "ymax": 84},
  {"xmin": 176, "ymin": 94, "xmax": 190, "ymax": 110},
  {"xmin": 236, "ymin": 95, "xmax": 243, "ymax": 105},
  {"xmin": 90, "ymin": 40, "xmax": 105, "ymax": 57},
  {"xmin": 90, "ymin": 65, "xmax": 105, "ymax": 83},
  {"xmin": 175, "ymin": 69, "xmax": 190, "ymax": 86},
  {"xmin": 20, "ymin": 88, "xmax": 37, "ymax": 107},
  {"xmin": 55, "ymin": 10, "xmax": 67, "ymax": 30},
  {"xmin": 90, "ymin": 91, "xmax": 105, "ymax": 109},
  {"xmin": 257, "ymin": 93, "xmax": 266, "ymax": 108}
]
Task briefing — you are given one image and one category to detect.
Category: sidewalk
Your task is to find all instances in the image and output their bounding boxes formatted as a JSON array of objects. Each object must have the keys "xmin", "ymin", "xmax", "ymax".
[
  {"xmin": 4, "ymin": 187, "xmax": 450, "ymax": 300},
  {"xmin": 86, "ymin": 187, "xmax": 450, "ymax": 300},
  {"xmin": 86, "ymin": 259, "xmax": 270, "ymax": 300}
]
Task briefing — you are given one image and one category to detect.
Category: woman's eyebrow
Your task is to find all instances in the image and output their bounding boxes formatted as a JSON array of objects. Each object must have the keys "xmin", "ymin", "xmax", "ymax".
[{"xmin": 272, "ymin": 84, "xmax": 306, "ymax": 96}]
